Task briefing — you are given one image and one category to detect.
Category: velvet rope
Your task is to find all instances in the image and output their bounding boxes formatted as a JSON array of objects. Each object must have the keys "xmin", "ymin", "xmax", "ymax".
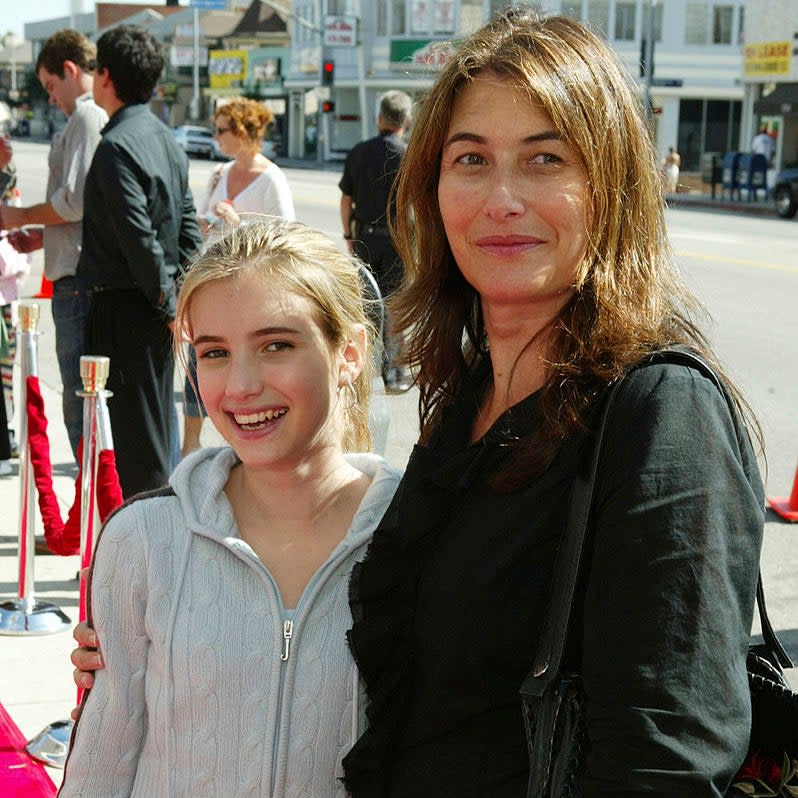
[{"xmin": 24, "ymin": 376, "xmax": 122, "ymax": 555}]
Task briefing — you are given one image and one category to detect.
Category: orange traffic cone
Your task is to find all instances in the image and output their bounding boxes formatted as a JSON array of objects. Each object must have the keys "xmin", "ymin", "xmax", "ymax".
[
  {"xmin": 768, "ymin": 463, "xmax": 798, "ymax": 522},
  {"xmin": 34, "ymin": 275, "xmax": 53, "ymax": 299}
]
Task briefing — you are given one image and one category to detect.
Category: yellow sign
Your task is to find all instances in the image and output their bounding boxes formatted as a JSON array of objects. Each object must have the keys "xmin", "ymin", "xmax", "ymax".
[
  {"xmin": 744, "ymin": 41, "xmax": 791, "ymax": 77},
  {"xmin": 209, "ymin": 50, "xmax": 249, "ymax": 89}
]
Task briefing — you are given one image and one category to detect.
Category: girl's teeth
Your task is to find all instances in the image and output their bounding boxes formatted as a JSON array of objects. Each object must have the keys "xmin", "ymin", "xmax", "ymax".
[{"xmin": 233, "ymin": 409, "xmax": 286, "ymax": 425}]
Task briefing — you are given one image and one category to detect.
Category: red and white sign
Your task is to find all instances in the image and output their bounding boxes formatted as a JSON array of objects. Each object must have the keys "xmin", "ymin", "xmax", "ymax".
[{"xmin": 324, "ymin": 15, "xmax": 357, "ymax": 47}]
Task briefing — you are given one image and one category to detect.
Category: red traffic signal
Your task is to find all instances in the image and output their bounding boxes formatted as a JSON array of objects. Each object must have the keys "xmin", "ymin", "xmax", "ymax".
[
  {"xmin": 322, "ymin": 100, "xmax": 335, "ymax": 114},
  {"xmin": 322, "ymin": 60, "xmax": 335, "ymax": 87}
]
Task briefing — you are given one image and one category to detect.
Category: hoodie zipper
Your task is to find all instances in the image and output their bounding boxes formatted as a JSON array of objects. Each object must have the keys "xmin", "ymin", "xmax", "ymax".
[{"xmin": 280, "ymin": 620, "xmax": 293, "ymax": 661}]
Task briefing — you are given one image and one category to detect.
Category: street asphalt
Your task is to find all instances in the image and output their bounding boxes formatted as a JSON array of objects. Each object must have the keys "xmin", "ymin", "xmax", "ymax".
[{"xmin": 0, "ymin": 191, "xmax": 792, "ymax": 792}]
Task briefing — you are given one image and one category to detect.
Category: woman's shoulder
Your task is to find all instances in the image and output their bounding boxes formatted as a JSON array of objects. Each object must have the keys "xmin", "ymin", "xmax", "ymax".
[
  {"xmin": 612, "ymin": 356, "xmax": 729, "ymax": 416},
  {"xmin": 594, "ymin": 355, "xmax": 745, "ymax": 465},
  {"xmin": 99, "ymin": 485, "xmax": 180, "ymax": 538}
]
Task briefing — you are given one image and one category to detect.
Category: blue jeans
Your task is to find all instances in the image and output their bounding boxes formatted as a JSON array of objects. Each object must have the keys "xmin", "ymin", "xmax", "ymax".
[{"xmin": 51, "ymin": 277, "xmax": 91, "ymax": 462}]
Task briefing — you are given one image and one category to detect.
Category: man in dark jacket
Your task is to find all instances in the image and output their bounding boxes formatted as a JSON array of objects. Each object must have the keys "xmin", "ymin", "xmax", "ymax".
[
  {"xmin": 339, "ymin": 90, "xmax": 412, "ymax": 392},
  {"xmin": 78, "ymin": 25, "xmax": 201, "ymax": 497}
]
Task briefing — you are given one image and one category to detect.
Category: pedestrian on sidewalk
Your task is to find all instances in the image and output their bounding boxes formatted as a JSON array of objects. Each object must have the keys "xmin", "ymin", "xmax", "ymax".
[
  {"xmin": 78, "ymin": 25, "xmax": 201, "ymax": 497},
  {"xmin": 2, "ymin": 29, "xmax": 107, "ymax": 462},
  {"xmin": 60, "ymin": 219, "xmax": 401, "ymax": 797},
  {"xmin": 661, "ymin": 145, "xmax": 681, "ymax": 193},
  {"xmin": 339, "ymin": 90, "xmax": 412, "ymax": 393},
  {"xmin": 751, "ymin": 125, "xmax": 775, "ymax": 165}
]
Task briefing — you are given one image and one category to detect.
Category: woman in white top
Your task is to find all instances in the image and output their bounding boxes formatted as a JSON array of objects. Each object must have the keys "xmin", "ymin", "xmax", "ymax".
[
  {"xmin": 202, "ymin": 96, "xmax": 295, "ymax": 228},
  {"xmin": 185, "ymin": 98, "xmax": 297, "ymax": 455}
]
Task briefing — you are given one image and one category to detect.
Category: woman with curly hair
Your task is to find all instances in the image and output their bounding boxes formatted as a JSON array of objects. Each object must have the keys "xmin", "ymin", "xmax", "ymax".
[{"xmin": 200, "ymin": 96, "xmax": 294, "ymax": 233}]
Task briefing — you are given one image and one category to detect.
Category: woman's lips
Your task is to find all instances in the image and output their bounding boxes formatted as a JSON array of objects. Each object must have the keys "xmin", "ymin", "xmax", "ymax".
[{"xmin": 475, "ymin": 236, "xmax": 543, "ymax": 256}]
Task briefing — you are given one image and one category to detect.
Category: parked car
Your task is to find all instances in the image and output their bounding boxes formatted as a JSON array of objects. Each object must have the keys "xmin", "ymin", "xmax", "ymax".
[
  {"xmin": 171, "ymin": 125, "xmax": 224, "ymax": 160},
  {"xmin": 773, "ymin": 166, "xmax": 798, "ymax": 219}
]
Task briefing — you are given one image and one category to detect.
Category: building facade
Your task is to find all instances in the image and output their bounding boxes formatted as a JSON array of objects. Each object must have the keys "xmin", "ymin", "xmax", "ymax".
[
  {"xmin": 741, "ymin": 0, "xmax": 798, "ymax": 170},
  {"xmin": 283, "ymin": 0, "xmax": 749, "ymax": 168}
]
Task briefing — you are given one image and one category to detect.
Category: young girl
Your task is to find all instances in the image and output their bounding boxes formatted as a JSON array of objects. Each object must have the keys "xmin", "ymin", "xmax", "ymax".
[{"xmin": 59, "ymin": 219, "xmax": 402, "ymax": 797}]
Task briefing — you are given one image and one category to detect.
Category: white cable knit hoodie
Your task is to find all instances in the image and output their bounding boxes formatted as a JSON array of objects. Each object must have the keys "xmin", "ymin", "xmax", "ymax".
[{"xmin": 58, "ymin": 447, "xmax": 402, "ymax": 798}]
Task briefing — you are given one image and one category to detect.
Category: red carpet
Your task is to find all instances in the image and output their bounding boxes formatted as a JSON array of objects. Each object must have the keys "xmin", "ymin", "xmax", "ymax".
[{"xmin": 0, "ymin": 703, "xmax": 56, "ymax": 797}]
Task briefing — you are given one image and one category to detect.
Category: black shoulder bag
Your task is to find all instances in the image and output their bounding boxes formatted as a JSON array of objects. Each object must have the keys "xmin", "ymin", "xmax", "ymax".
[{"xmin": 520, "ymin": 349, "xmax": 798, "ymax": 797}]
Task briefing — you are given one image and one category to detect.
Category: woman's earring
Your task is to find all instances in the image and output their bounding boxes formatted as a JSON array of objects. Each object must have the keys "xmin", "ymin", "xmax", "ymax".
[{"xmin": 338, "ymin": 376, "xmax": 358, "ymax": 409}]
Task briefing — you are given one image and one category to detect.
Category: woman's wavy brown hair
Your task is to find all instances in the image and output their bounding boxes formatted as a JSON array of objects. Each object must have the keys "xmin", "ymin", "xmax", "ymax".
[
  {"xmin": 390, "ymin": 8, "xmax": 760, "ymax": 483},
  {"xmin": 215, "ymin": 97, "xmax": 274, "ymax": 151}
]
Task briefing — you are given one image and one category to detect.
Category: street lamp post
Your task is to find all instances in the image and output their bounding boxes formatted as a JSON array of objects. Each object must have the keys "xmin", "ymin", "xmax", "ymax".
[{"xmin": 3, "ymin": 34, "xmax": 21, "ymax": 101}]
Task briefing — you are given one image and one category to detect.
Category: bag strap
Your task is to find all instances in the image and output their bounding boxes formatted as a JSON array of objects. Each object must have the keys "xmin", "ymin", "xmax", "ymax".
[{"xmin": 521, "ymin": 348, "xmax": 790, "ymax": 700}]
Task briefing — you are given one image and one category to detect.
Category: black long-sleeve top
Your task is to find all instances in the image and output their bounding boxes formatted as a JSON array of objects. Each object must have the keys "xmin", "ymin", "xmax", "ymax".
[
  {"xmin": 344, "ymin": 358, "xmax": 764, "ymax": 797},
  {"xmin": 77, "ymin": 104, "xmax": 201, "ymax": 320}
]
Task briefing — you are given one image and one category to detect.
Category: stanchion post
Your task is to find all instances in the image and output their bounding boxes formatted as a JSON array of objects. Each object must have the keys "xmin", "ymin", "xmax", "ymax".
[
  {"xmin": 0, "ymin": 302, "xmax": 71, "ymax": 635},
  {"xmin": 26, "ymin": 355, "xmax": 112, "ymax": 769},
  {"xmin": 77, "ymin": 356, "xmax": 110, "ymax": 623}
]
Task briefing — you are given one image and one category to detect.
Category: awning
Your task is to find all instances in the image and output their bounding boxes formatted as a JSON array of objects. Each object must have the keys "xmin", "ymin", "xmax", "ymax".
[{"xmin": 754, "ymin": 82, "xmax": 798, "ymax": 115}]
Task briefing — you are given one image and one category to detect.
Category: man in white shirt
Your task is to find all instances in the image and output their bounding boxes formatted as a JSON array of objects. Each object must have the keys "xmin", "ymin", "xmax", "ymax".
[{"xmin": 751, "ymin": 126, "xmax": 775, "ymax": 164}]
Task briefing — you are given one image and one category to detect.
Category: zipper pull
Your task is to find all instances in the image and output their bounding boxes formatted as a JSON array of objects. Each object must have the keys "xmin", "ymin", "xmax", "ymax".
[{"xmin": 280, "ymin": 619, "xmax": 293, "ymax": 661}]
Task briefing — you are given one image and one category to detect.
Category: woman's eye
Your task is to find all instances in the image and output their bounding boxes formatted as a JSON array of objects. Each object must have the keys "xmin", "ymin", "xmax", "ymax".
[{"xmin": 455, "ymin": 152, "xmax": 486, "ymax": 166}]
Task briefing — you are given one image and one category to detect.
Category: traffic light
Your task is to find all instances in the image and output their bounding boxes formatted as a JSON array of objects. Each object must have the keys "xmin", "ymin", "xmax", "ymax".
[
  {"xmin": 322, "ymin": 60, "xmax": 335, "ymax": 87},
  {"xmin": 322, "ymin": 100, "xmax": 335, "ymax": 114}
]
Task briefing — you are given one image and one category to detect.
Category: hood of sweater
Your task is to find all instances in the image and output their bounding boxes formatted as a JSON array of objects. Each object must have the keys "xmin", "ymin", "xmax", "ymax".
[{"xmin": 168, "ymin": 446, "xmax": 403, "ymax": 553}]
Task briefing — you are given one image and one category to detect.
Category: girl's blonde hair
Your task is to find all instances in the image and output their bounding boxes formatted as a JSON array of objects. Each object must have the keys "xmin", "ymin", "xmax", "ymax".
[{"xmin": 175, "ymin": 219, "xmax": 375, "ymax": 453}]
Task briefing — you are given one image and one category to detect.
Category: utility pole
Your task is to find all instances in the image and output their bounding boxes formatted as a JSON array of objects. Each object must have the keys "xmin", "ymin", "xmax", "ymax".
[{"xmin": 643, "ymin": 0, "xmax": 657, "ymax": 119}]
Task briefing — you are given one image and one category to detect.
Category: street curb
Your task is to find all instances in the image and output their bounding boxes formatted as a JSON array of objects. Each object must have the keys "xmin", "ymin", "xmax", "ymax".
[{"xmin": 665, "ymin": 193, "xmax": 778, "ymax": 218}]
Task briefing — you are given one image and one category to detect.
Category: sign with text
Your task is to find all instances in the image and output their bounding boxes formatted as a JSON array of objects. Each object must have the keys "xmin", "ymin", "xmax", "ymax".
[
  {"xmin": 324, "ymin": 16, "xmax": 357, "ymax": 47},
  {"xmin": 744, "ymin": 41, "xmax": 791, "ymax": 77},
  {"xmin": 390, "ymin": 39, "xmax": 457, "ymax": 70},
  {"xmin": 209, "ymin": 50, "xmax": 248, "ymax": 88},
  {"xmin": 170, "ymin": 45, "xmax": 208, "ymax": 67}
]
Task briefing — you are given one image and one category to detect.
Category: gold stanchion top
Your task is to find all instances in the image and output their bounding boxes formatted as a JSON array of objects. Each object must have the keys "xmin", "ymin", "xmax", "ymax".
[
  {"xmin": 18, "ymin": 303, "xmax": 40, "ymax": 332},
  {"xmin": 80, "ymin": 356, "xmax": 110, "ymax": 393}
]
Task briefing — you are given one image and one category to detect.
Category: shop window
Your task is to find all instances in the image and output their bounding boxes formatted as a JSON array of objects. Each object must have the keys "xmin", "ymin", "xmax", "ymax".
[
  {"xmin": 712, "ymin": 5, "xmax": 733, "ymax": 44},
  {"xmin": 588, "ymin": 0, "xmax": 609, "ymax": 38},
  {"xmin": 615, "ymin": 2, "xmax": 636, "ymax": 41},
  {"xmin": 686, "ymin": 1, "xmax": 708, "ymax": 45}
]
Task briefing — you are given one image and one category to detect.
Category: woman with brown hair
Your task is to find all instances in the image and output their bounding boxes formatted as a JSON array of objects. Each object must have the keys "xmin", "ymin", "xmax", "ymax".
[{"xmin": 341, "ymin": 8, "xmax": 764, "ymax": 797}]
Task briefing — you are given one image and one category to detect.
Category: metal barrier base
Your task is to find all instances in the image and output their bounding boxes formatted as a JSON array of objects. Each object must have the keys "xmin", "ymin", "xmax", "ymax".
[
  {"xmin": 26, "ymin": 718, "xmax": 72, "ymax": 769},
  {"xmin": 0, "ymin": 599, "xmax": 72, "ymax": 635}
]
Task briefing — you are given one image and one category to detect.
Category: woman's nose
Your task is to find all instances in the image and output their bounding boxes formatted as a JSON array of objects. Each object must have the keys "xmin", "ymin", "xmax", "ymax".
[{"xmin": 482, "ymin": 169, "xmax": 525, "ymax": 220}]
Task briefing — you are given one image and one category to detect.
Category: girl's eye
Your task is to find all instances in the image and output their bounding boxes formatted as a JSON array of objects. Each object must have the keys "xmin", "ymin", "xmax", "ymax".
[
  {"xmin": 199, "ymin": 347, "xmax": 227, "ymax": 360},
  {"xmin": 531, "ymin": 152, "xmax": 562, "ymax": 165},
  {"xmin": 264, "ymin": 341, "xmax": 294, "ymax": 353}
]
